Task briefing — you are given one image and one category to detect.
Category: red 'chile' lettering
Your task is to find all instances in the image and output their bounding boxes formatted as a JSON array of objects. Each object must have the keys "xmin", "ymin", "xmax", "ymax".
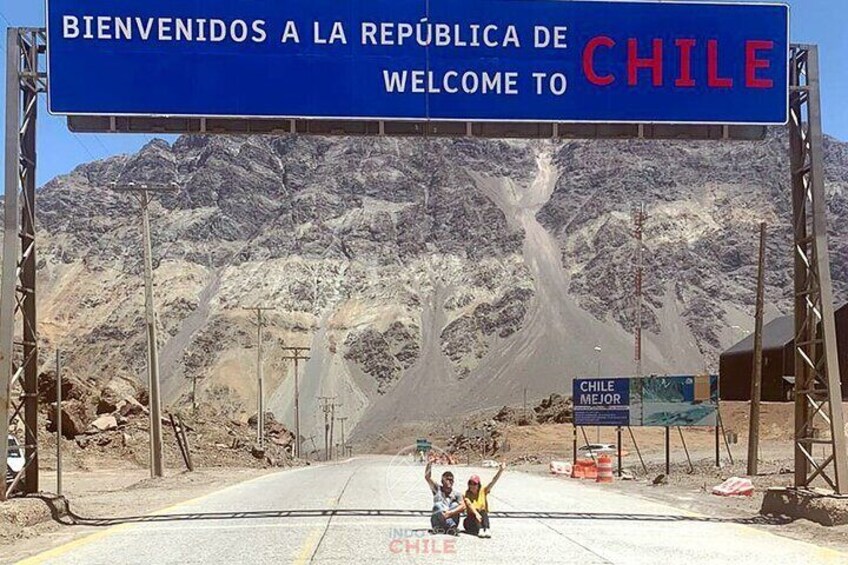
[
  {"xmin": 675, "ymin": 39, "xmax": 696, "ymax": 87},
  {"xmin": 583, "ymin": 36, "xmax": 615, "ymax": 86},
  {"xmin": 746, "ymin": 40, "xmax": 774, "ymax": 88},
  {"xmin": 707, "ymin": 39, "xmax": 733, "ymax": 87},
  {"xmin": 581, "ymin": 35, "xmax": 777, "ymax": 90},
  {"xmin": 627, "ymin": 38, "xmax": 663, "ymax": 86}
]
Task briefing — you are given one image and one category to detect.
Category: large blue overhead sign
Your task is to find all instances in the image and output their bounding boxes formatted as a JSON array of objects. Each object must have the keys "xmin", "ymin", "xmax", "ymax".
[{"xmin": 46, "ymin": 1, "xmax": 789, "ymax": 124}]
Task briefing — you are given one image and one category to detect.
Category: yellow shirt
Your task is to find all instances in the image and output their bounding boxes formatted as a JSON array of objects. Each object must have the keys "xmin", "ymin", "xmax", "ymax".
[{"xmin": 465, "ymin": 487, "xmax": 488, "ymax": 512}]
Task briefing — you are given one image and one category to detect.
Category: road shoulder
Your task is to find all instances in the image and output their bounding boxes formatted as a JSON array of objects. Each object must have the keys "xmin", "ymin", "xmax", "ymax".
[
  {"xmin": 512, "ymin": 463, "xmax": 848, "ymax": 555},
  {"xmin": 1, "ymin": 466, "xmax": 274, "ymax": 564}
]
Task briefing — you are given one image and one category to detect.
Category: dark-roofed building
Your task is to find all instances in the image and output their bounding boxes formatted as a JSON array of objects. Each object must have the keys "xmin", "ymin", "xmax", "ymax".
[{"xmin": 719, "ymin": 304, "xmax": 848, "ymax": 401}]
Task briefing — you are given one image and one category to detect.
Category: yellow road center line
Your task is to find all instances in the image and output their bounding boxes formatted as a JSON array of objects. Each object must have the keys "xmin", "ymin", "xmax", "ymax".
[{"xmin": 293, "ymin": 526, "xmax": 328, "ymax": 565}]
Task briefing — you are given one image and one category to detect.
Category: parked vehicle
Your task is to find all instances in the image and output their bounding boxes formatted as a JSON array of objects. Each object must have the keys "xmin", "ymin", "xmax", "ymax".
[
  {"xmin": 6, "ymin": 435, "xmax": 25, "ymax": 488},
  {"xmin": 577, "ymin": 443, "xmax": 628, "ymax": 458}
]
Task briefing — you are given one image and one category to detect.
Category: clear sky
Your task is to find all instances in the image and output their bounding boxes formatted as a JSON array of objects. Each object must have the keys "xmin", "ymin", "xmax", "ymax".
[{"xmin": 2, "ymin": 1, "xmax": 847, "ymax": 186}]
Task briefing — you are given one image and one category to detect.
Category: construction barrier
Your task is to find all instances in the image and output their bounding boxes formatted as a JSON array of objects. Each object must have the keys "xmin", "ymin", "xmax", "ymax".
[
  {"xmin": 571, "ymin": 460, "xmax": 585, "ymax": 479},
  {"xmin": 596, "ymin": 455, "xmax": 613, "ymax": 483},
  {"xmin": 549, "ymin": 461, "xmax": 572, "ymax": 475},
  {"xmin": 570, "ymin": 458, "xmax": 597, "ymax": 480}
]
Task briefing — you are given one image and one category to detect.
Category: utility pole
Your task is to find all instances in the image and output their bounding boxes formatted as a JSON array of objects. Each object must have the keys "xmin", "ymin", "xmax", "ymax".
[
  {"xmin": 185, "ymin": 350, "xmax": 201, "ymax": 412},
  {"xmin": 523, "ymin": 387, "xmax": 527, "ymax": 423},
  {"xmin": 111, "ymin": 181, "xmax": 177, "ymax": 478},
  {"xmin": 243, "ymin": 306, "xmax": 274, "ymax": 450},
  {"xmin": 281, "ymin": 346, "xmax": 310, "ymax": 458},
  {"xmin": 748, "ymin": 222, "xmax": 767, "ymax": 476},
  {"xmin": 594, "ymin": 345, "xmax": 601, "ymax": 442},
  {"xmin": 337, "ymin": 416, "xmax": 348, "ymax": 459},
  {"xmin": 318, "ymin": 396, "xmax": 335, "ymax": 461},
  {"xmin": 330, "ymin": 400, "xmax": 342, "ymax": 461},
  {"xmin": 632, "ymin": 202, "xmax": 646, "ymax": 378}
]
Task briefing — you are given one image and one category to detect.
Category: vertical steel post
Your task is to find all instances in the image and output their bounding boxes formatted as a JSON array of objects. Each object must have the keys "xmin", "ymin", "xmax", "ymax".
[
  {"xmin": 0, "ymin": 28, "xmax": 22, "ymax": 503},
  {"xmin": 789, "ymin": 45, "xmax": 848, "ymax": 492},
  {"xmin": 715, "ymin": 407, "xmax": 720, "ymax": 468},
  {"xmin": 616, "ymin": 427, "xmax": 622, "ymax": 477},
  {"xmin": 572, "ymin": 426, "xmax": 577, "ymax": 464},
  {"xmin": 56, "ymin": 348, "xmax": 62, "ymax": 496}
]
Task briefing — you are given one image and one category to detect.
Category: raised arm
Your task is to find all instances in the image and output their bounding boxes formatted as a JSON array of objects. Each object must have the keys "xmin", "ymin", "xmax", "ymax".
[
  {"xmin": 424, "ymin": 461, "xmax": 437, "ymax": 493},
  {"xmin": 485, "ymin": 462, "xmax": 505, "ymax": 493}
]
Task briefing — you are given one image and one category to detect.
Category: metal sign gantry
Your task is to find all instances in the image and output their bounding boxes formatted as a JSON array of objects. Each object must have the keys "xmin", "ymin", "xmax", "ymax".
[
  {"xmin": 2, "ymin": 28, "xmax": 46, "ymax": 499},
  {"xmin": 788, "ymin": 45, "xmax": 848, "ymax": 491},
  {"xmin": 1, "ymin": 28, "xmax": 846, "ymax": 499}
]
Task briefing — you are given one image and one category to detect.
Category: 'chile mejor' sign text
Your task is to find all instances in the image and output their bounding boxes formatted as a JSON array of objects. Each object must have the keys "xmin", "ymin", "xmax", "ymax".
[{"xmin": 47, "ymin": 0, "xmax": 789, "ymax": 124}]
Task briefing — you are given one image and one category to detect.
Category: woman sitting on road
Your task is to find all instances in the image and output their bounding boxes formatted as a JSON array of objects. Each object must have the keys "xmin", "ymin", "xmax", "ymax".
[{"xmin": 463, "ymin": 462, "xmax": 504, "ymax": 538}]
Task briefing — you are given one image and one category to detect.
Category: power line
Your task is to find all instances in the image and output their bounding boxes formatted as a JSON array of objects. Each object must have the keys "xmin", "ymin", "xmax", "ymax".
[{"xmin": 70, "ymin": 133, "xmax": 98, "ymax": 162}]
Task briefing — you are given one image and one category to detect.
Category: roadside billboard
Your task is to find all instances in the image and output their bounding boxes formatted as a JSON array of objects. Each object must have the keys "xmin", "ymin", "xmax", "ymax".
[
  {"xmin": 47, "ymin": 0, "xmax": 788, "ymax": 124},
  {"xmin": 573, "ymin": 375, "xmax": 718, "ymax": 427}
]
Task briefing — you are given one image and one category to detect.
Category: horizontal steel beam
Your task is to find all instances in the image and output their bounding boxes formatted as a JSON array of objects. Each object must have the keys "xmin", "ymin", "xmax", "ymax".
[{"xmin": 67, "ymin": 116, "xmax": 767, "ymax": 141}]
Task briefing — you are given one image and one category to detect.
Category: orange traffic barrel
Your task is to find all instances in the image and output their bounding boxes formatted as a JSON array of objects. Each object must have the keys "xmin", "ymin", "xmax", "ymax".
[
  {"xmin": 596, "ymin": 455, "xmax": 613, "ymax": 483},
  {"xmin": 582, "ymin": 460, "xmax": 598, "ymax": 480}
]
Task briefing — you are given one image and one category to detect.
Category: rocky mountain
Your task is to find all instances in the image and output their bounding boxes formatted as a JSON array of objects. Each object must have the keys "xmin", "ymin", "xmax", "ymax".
[{"xmin": 31, "ymin": 131, "xmax": 848, "ymax": 443}]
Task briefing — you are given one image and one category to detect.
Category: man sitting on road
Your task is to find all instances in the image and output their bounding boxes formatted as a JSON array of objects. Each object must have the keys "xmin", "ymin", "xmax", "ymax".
[{"xmin": 425, "ymin": 461, "xmax": 465, "ymax": 535}]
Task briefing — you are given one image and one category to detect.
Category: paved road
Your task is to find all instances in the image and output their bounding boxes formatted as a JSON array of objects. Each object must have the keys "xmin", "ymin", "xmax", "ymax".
[{"xmin": 20, "ymin": 456, "xmax": 845, "ymax": 564}]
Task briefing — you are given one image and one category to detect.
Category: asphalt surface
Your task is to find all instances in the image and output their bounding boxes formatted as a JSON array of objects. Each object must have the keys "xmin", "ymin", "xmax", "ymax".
[{"xmin": 20, "ymin": 456, "xmax": 846, "ymax": 564}]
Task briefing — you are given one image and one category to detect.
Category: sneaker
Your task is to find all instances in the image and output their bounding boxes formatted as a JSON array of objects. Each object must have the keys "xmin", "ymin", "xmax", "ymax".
[
  {"xmin": 482, "ymin": 528, "xmax": 491, "ymax": 538},
  {"xmin": 475, "ymin": 529, "xmax": 484, "ymax": 538},
  {"xmin": 446, "ymin": 527, "xmax": 459, "ymax": 536}
]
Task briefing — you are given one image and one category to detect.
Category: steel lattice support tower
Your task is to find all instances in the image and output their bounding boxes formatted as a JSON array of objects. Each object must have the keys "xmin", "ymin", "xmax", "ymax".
[
  {"xmin": 632, "ymin": 203, "xmax": 646, "ymax": 379},
  {"xmin": 788, "ymin": 44, "xmax": 848, "ymax": 493},
  {"xmin": 1, "ymin": 28, "xmax": 46, "ymax": 500}
]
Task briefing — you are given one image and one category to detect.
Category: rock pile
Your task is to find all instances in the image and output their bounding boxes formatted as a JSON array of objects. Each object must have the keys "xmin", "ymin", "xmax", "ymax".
[
  {"xmin": 493, "ymin": 405, "xmax": 534, "ymax": 426},
  {"xmin": 248, "ymin": 411, "xmax": 296, "ymax": 450},
  {"xmin": 34, "ymin": 371, "xmax": 303, "ymax": 469},
  {"xmin": 533, "ymin": 394, "xmax": 573, "ymax": 424},
  {"xmin": 447, "ymin": 419, "xmax": 503, "ymax": 457}
]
